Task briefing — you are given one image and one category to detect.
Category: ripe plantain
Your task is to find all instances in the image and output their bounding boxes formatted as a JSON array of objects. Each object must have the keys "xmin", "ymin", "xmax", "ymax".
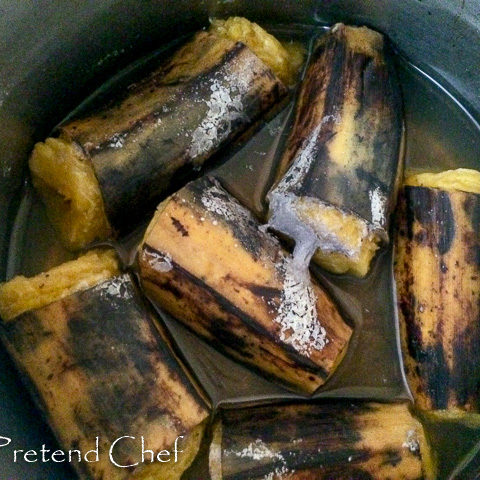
[
  {"xmin": 395, "ymin": 168, "xmax": 480, "ymax": 412},
  {"xmin": 29, "ymin": 17, "xmax": 304, "ymax": 249},
  {"xmin": 138, "ymin": 176, "xmax": 352, "ymax": 394},
  {"xmin": 209, "ymin": 401, "xmax": 433, "ymax": 480},
  {"xmin": 0, "ymin": 249, "xmax": 210, "ymax": 480},
  {"xmin": 268, "ymin": 23, "xmax": 403, "ymax": 277}
]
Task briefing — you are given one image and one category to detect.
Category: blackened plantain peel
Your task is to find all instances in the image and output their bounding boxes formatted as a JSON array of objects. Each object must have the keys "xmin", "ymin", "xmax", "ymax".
[
  {"xmin": 268, "ymin": 23, "xmax": 403, "ymax": 277},
  {"xmin": 0, "ymin": 249, "xmax": 210, "ymax": 480},
  {"xmin": 30, "ymin": 17, "xmax": 304, "ymax": 249}
]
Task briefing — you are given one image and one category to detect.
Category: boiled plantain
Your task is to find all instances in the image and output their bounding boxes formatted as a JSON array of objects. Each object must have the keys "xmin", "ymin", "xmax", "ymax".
[
  {"xmin": 395, "ymin": 168, "xmax": 480, "ymax": 412},
  {"xmin": 138, "ymin": 176, "xmax": 352, "ymax": 394},
  {"xmin": 268, "ymin": 23, "xmax": 403, "ymax": 277},
  {"xmin": 0, "ymin": 249, "xmax": 210, "ymax": 480},
  {"xmin": 209, "ymin": 401, "xmax": 433, "ymax": 480},
  {"xmin": 29, "ymin": 17, "xmax": 303, "ymax": 249}
]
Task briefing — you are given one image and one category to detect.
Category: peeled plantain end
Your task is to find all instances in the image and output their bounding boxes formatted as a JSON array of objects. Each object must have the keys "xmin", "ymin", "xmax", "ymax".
[
  {"xmin": 210, "ymin": 16, "xmax": 305, "ymax": 86},
  {"xmin": 0, "ymin": 248, "xmax": 119, "ymax": 321},
  {"xmin": 29, "ymin": 137, "xmax": 111, "ymax": 250}
]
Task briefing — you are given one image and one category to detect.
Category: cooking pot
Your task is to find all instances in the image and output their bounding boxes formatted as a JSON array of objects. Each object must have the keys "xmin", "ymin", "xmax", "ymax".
[{"xmin": 0, "ymin": 1, "xmax": 479, "ymax": 478}]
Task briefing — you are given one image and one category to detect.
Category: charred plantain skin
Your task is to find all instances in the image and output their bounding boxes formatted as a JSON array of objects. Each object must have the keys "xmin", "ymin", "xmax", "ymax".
[
  {"xmin": 138, "ymin": 176, "xmax": 352, "ymax": 394},
  {"xmin": 395, "ymin": 169, "xmax": 480, "ymax": 412},
  {"xmin": 209, "ymin": 401, "xmax": 432, "ymax": 480},
  {"xmin": 30, "ymin": 18, "xmax": 290, "ymax": 249},
  {"xmin": 268, "ymin": 23, "xmax": 403, "ymax": 277},
  {"xmin": 62, "ymin": 32, "xmax": 287, "ymax": 236},
  {"xmin": 0, "ymin": 252, "xmax": 209, "ymax": 480}
]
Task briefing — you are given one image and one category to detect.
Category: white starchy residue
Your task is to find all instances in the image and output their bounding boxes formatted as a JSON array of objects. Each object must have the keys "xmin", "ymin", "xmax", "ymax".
[
  {"xmin": 226, "ymin": 439, "xmax": 285, "ymax": 462},
  {"xmin": 262, "ymin": 465, "xmax": 292, "ymax": 480},
  {"xmin": 402, "ymin": 429, "xmax": 420, "ymax": 454},
  {"xmin": 92, "ymin": 277, "xmax": 132, "ymax": 304},
  {"xmin": 274, "ymin": 113, "xmax": 340, "ymax": 194},
  {"xmin": 188, "ymin": 76, "xmax": 243, "ymax": 158},
  {"xmin": 107, "ymin": 132, "xmax": 128, "ymax": 149},
  {"xmin": 228, "ymin": 55, "xmax": 257, "ymax": 93},
  {"xmin": 269, "ymin": 190, "xmax": 367, "ymax": 261},
  {"xmin": 188, "ymin": 56, "xmax": 255, "ymax": 160},
  {"xmin": 273, "ymin": 256, "xmax": 328, "ymax": 356},
  {"xmin": 226, "ymin": 440, "xmax": 294, "ymax": 480},
  {"xmin": 267, "ymin": 193, "xmax": 331, "ymax": 356},
  {"xmin": 200, "ymin": 182, "xmax": 251, "ymax": 225},
  {"xmin": 274, "ymin": 125, "xmax": 322, "ymax": 194},
  {"xmin": 369, "ymin": 186, "xmax": 386, "ymax": 227},
  {"xmin": 144, "ymin": 249, "xmax": 173, "ymax": 273},
  {"xmin": 268, "ymin": 194, "xmax": 320, "ymax": 257}
]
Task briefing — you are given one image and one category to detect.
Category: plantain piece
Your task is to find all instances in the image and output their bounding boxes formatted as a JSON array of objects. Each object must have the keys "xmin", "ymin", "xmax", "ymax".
[
  {"xmin": 0, "ymin": 248, "xmax": 119, "ymax": 321},
  {"xmin": 138, "ymin": 176, "xmax": 352, "ymax": 394},
  {"xmin": 395, "ymin": 168, "xmax": 480, "ymax": 412},
  {"xmin": 0, "ymin": 249, "xmax": 210, "ymax": 480},
  {"xmin": 29, "ymin": 138, "xmax": 112, "ymax": 250},
  {"xmin": 209, "ymin": 401, "xmax": 433, "ymax": 480},
  {"xmin": 268, "ymin": 23, "xmax": 403, "ymax": 277},
  {"xmin": 210, "ymin": 16, "xmax": 305, "ymax": 86},
  {"xmin": 30, "ymin": 17, "xmax": 295, "ymax": 250}
]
